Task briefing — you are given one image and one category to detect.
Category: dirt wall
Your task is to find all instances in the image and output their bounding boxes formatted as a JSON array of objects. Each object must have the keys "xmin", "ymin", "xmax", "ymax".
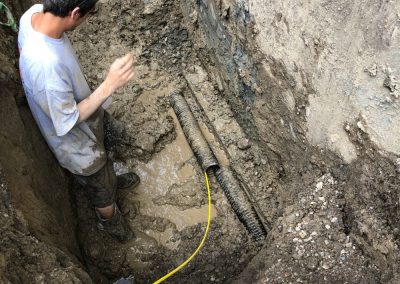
[
  {"xmin": 179, "ymin": 0, "xmax": 400, "ymax": 283},
  {"xmin": 249, "ymin": 0, "xmax": 400, "ymax": 163},
  {"xmin": 0, "ymin": 163, "xmax": 91, "ymax": 283}
]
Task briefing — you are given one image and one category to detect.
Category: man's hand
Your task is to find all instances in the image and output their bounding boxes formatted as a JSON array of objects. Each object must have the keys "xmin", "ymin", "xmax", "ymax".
[
  {"xmin": 104, "ymin": 53, "xmax": 135, "ymax": 94},
  {"xmin": 76, "ymin": 53, "xmax": 135, "ymax": 124}
]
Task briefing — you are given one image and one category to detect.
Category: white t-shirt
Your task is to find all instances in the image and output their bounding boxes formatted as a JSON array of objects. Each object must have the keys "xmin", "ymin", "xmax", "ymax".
[{"xmin": 19, "ymin": 4, "xmax": 107, "ymax": 176}]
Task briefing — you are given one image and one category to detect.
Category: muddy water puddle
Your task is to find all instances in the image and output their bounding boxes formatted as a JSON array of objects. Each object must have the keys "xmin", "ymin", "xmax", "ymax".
[{"xmin": 133, "ymin": 109, "xmax": 218, "ymax": 250}]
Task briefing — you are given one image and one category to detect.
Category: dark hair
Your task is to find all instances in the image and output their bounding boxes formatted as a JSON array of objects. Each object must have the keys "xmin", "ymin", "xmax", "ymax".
[{"xmin": 43, "ymin": 0, "xmax": 98, "ymax": 17}]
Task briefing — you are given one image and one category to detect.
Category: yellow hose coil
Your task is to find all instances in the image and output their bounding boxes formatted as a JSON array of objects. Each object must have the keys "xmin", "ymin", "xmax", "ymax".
[{"xmin": 153, "ymin": 171, "xmax": 212, "ymax": 283}]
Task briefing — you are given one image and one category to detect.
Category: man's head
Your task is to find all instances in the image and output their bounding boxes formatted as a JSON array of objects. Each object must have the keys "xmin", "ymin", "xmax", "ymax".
[
  {"xmin": 43, "ymin": 0, "xmax": 98, "ymax": 17},
  {"xmin": 43, "ymin": 0, "xmax": 98, "ymax": 29}
]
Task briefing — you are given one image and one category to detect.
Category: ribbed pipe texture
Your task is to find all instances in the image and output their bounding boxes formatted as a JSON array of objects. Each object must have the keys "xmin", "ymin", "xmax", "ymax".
[
  {"xmin": 170, "ymin": 91, "xmax": 266, "ymax": 240},
  {"xmin": 170, "ymin": 91, "xmax": 219, "ymax": 171},
  {"xmin": 216, "ymin": 167, "xmax": 266, "ymax": 240}
]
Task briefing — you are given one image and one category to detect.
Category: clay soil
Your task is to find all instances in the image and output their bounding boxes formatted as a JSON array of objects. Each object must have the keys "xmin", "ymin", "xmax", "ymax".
[
  {"xmin": 69, "ymin": 1, "xmax": 261, "ymax": 282},
  {"xmin": 1, "ymin": 0, "xmax": 400, "ymax": 283},
  {"xmin": 65, "ymin": 1, "xmax": 400, "ymax": 283}
]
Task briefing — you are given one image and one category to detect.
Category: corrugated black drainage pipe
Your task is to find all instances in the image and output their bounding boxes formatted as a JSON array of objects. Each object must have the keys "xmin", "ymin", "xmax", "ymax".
[
  {"xmin": 170, "ymin": 91, "xmax": 219, "ymax": 171},
  {"xmin": 170, "ymin": 91, "xmax": 266, "ymax": 240},
  {"xmin": 215, "ymin": 166, "xmax": 266, "ymax": 240}
]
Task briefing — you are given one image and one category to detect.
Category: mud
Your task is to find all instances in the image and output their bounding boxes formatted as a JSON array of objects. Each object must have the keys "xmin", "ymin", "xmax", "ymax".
[
  {"xmin": 69, "ymin": 1, "xmax": 260, "ymax": 282},
  {"xmin": 0, "ymin": 165, "xmax": 91, "ymax": 283},
  {"xmin": 69, "ymin": 0, "xmax": 400, "ymax": 282},
  {"xmin": 1, "ymin": 0, "xmax": 400, "ymax": 283}
]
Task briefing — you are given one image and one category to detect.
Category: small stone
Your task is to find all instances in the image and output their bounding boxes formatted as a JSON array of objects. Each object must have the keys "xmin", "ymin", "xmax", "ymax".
[
  {"xmin": 316, "ymin": 182, "xmax": 323, "ymax": 191},
  {"xmin": 364, "ymin": 63, "xmax": 378, "ymax": 77},
  {"xmin": 322, "ymin": 263, "xmax": 330, "ymax": 270},
  {"xmin": 396, "ymin": 158, "xmax": 400, "ymax": 174},
  {"xmin": 303, "ymin": 236, "xmax": 313, "ymax": 242},
  {"xmin": 325, "ymin": 224, "xmax": 331, "ymax": 230},
  {"xmin": 237, "ymin": 138, "xmax": 251, "ymax": 150},
  {"xmin": 376, "ymin": 243, "xmax": 389, "ymax": 255},
  {"xmin": 318, "ymin": 196, "xmax": 325, "ymax": 202},
  {"xmin": 299, "ymin": 230, "xmax": 308, "ymax": 238},
  {"xmin": 357, "ymin": 121, "xmax": 366, "ymax": 132},
  {"xmin": 383, "ymin": 73, "xmax": 399, "ymax": 93}
]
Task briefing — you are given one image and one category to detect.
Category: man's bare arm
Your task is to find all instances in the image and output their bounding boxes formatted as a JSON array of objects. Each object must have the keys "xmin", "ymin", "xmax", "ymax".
[{"xmin": 76, "ymin": 53, "xmax": 134, "ymax": 124}]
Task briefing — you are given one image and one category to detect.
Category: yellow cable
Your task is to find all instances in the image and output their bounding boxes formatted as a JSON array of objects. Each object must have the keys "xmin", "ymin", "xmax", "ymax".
[{"xmin": 153, "ymin": 171, "xmax": 212, "ymax": 284}]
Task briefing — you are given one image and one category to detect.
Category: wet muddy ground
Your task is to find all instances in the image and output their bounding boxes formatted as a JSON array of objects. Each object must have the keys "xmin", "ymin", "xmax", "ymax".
[
  {"xmin": 0, "ymin": 0, "xmax": 399, "ymax": 282},
  {"xmin": 65, "ymin": 0, "xmax": 400, "ymax": 283},
  {"xmin": 70, "ymin": 1, "xmax": 260, "ymax": 282}
]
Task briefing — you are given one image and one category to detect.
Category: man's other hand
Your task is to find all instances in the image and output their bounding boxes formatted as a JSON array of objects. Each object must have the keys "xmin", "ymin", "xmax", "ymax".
[{"xmin": 105, "ymin": 53, "xmax": 135, "ymax": 94}]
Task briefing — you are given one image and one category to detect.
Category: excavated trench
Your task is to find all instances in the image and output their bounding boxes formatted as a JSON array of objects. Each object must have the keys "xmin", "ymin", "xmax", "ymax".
[{"xmin": 1, "ymin": 0, "xmax": 400, "ymax": 283}]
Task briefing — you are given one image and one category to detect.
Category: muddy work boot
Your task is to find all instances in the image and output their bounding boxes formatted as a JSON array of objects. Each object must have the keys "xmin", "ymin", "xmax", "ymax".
[
  {"xmin": 117, "ymin": 172, "xmax": 140, "ymax": 190},
  {"xmin": 97, "ymin": 206, "xmax": 135, "ymax": 242}
]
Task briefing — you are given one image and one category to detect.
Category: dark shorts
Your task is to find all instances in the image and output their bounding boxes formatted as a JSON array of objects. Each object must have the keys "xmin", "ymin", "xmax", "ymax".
[
  {"xmin": 73, "ymin": 111, "xmax": 126, "ymax": 208},
  {"xmin": 74, "ymin": 158, "xmax": 117, "ymax": 208}
]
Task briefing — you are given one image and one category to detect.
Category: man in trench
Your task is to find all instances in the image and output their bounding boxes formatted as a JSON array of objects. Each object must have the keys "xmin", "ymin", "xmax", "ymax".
[{"xmin": 18, "ymin": 0, "xmax": 138, "ymax": 242}]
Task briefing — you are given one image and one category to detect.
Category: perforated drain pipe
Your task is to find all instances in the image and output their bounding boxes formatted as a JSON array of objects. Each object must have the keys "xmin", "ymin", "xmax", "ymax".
[
  {"xmin": 170, "ymin": 91, "xmax": 266, "ymax": 240},
  {"xmin": 170, "ymin": 91, "xmax": 219, "ymax": 171}
]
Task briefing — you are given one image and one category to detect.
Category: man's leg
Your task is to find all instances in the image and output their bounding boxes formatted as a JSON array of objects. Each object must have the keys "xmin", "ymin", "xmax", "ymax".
[{"xmin": 75, "ymin": 159, "xmax": 134, "ymax": 242}]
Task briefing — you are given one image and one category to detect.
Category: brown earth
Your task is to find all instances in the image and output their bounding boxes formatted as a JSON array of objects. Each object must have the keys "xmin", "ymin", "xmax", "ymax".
[{"xmin": 1, "ymin": 0, "xmax": 399, "ymax": 283}]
